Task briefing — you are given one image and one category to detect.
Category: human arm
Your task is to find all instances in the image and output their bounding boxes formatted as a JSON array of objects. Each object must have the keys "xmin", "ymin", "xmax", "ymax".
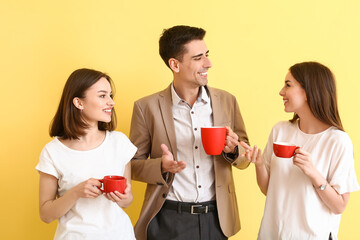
[
  {"xmin": 293, "ymin": 148, "xmax": 350, "ymax": 214},
  {"xmin": 105, "ymin": 162, "xmax": 133, "ymax": 208},
  {"xmin": 38, "ymin": 172, "xmax": 102, "ymax": 223},
  {"xmin": 129, "ymin": 100, "xmax": 185, "ymax": 184},
  {"xmin": 129, "ymin": 101, "xmax": 167, "ymax": 185},
  {"xmin": 221, "ymin": 96, "xmax": 250, "ymax": 169},
  {"xmin": 240, "ymin": 141, "xmax": 270, "ymax": 195}
]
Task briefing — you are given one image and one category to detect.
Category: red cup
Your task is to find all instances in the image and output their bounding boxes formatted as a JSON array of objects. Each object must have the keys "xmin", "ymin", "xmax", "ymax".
[
  {"xmin": 98, "ymin": 175, "xmax": 126, "ymax": 194},
  {"xmin": 273, "ymin": 142, "xmax": 299, "ymax": 158},
  {"xmin": 201, "ymin": 127, "xmax": 227, "ymax": 155}
]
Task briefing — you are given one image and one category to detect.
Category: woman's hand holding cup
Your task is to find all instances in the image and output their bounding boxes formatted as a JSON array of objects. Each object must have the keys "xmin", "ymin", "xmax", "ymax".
[
  {"xmin": 104, "ymin": 182, "xmax": 132, "ymax": 202},
  {"xmin": 72, "ymin": 178, "xmax": 103, "ymax": 199}
]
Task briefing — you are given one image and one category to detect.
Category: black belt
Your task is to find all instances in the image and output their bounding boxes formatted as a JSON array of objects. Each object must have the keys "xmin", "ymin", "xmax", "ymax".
[{"xmin": 162, "ymin": 200, "xmax": 216, "ymax": 214}]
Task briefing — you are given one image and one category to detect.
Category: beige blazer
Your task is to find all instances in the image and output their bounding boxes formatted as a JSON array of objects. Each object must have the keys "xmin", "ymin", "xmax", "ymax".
[{"xmin": 129, "ymin": 85, "xmax": 250, "ymax": 240}]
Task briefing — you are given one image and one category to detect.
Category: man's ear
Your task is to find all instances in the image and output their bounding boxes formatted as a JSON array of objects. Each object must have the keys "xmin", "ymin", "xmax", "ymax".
[
  {"xmin": 169, "ymin": 58, "xmax": 180, "ymax": 73},
  {"xmin": 73, "ymin": 97, "xmax": 84, "ymax": 110}
]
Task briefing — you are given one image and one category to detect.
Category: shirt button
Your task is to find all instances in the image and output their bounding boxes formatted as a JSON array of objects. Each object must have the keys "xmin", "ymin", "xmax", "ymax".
[
  {"xmin": 195, "ymin": 146, "xmax": 198, "ymax": 149},
  {"xmin": 198, "ymin": 185, "xmax": 201, "ymax": 188},
  {"xmin": 194, "ymin": 128, "xmax": 197, "ymax": 131},
  {"xmin": 196, "ymin": 165, "xmax": 199, "ymax": 168},
  {"xmin": 191, "ymin": 111, "xmax": 194, "ymax": 114}
]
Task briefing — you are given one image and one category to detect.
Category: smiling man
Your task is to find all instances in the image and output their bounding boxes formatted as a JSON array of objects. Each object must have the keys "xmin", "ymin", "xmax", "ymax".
[{"xmin": 129, "ymin": 25, "xmax": 250, "ymax": 240}]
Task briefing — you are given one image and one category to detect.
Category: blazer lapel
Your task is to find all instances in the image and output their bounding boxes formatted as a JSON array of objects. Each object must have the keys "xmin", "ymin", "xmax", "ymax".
[
  {"xmin": 207, "ymin": 86, "xmax": 222, "ymax": 126},
  {"xmin": 159, "ymin": 85, "xmax": 178, "ymax": 160},
  {"xmin": 207, "ymin": 87, "xmax": 226, "ymax": 171}
]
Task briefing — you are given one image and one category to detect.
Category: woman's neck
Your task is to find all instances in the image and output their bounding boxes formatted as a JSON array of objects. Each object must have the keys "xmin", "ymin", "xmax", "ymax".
[
  {"xmin": 59, "ymin": 127, "xmax": 106, "ymax": 151},
  {"xmin": 297, "ymin": 113, "xmax": 331, "ymax": 134}
]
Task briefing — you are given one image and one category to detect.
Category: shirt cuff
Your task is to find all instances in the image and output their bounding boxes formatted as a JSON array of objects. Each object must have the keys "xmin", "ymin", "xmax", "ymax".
[{"xmin": 222, "ymin": 146, "xmax": 239, "ymax": 164}]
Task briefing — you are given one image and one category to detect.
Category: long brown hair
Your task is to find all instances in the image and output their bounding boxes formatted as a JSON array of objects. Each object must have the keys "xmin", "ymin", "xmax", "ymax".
[
  {"xmin": 50, "ymin": 68, "xmax": 117, "ymax": 139},
  {"xmin": 289, "ymin": 61, "xmax": 344, "ymax": 131}
]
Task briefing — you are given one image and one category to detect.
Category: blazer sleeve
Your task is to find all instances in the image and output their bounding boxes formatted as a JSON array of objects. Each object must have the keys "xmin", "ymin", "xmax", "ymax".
[
  {"xmin": 224, "ymin": 95, "xmax": 250, "ymax": 170},
  {"xmin": 129, "ymin": 101, "xmax": 168, "ymax": 186}
]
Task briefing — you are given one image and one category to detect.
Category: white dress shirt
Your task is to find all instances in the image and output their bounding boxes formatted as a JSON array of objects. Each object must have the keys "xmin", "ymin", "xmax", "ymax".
[{"xmin": 167, "ymin": 84, "xmax": 215, "ymax": 203}]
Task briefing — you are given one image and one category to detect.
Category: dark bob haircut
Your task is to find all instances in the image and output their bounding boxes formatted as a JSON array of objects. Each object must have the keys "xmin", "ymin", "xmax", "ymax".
[{"xmin": 50, "ymin": 68, "xmax": 117, "ymax": 139}]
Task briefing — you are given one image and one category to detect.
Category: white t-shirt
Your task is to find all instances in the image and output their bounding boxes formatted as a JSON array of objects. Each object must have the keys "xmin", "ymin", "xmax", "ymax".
[
  {"xmin": 36, "ymin": 131, "xmax": 137, "ymax": 240},
  {"xmin": 258, "ymin": 121, "xmax": 360, "ymax": 240}
]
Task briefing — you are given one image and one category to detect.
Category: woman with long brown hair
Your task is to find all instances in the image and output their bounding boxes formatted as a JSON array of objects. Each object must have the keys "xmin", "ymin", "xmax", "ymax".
[{"xmin": 241, "ymin": 62, "xmax": 359, "ymax": 240}]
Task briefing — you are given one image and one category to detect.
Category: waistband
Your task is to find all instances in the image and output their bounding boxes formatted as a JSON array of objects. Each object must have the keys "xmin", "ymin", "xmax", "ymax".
[{"xmin": 162, "ymin": 200, "xmax": 217, "ymax": 214}]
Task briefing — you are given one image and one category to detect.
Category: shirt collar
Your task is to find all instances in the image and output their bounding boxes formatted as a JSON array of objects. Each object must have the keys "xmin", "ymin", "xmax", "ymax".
[{"xmin": 171, "ymin": 83, "xmax": 210, "ymax": 107}]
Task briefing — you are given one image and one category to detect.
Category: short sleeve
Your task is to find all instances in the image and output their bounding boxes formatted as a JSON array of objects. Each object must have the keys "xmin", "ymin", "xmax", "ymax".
[
  {"xmin": 263, "ymin": 127, "xmax": 275, "ymax": 173},
  {"xmin": 115, "ymin": 132, "xmax": 138, "ymax": 165},
  {"xmin": 35, "ymin": 146, "xmax": 59, "ymax": 179},
  {"xmin": 328, "ymin": 133, "xmax": 360, "ymax": 194}
]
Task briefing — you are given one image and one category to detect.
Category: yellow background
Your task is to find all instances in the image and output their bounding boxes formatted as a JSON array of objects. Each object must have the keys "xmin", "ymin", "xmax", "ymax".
[{"xmin": 1, "ymin": 0, "xmax": 359, "ymax": 239}]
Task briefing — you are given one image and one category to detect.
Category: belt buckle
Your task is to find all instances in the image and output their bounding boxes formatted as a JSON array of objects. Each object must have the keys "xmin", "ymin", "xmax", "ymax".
[{"xmin": 190, "ymin": 204, "xmax": 208, "ymax": 214}]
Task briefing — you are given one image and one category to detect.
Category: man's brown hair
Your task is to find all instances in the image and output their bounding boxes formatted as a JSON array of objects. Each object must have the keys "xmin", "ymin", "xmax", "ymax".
[{"xmin": 159, "ymin": 25, "xmax": 206, "ymax": 68}]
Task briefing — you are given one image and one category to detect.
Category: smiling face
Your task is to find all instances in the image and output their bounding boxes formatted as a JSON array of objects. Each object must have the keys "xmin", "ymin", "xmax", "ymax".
[
  {"xmin": 279, "ymin": 72, "xmax": 308, "ymax": 114},
  {"xmin": 174, "ymin": 40, "xmax": 212, "ymax": 88},
  {"xmin": 75, "ymin": 77, "xmax": 115, "ymax": 127}
]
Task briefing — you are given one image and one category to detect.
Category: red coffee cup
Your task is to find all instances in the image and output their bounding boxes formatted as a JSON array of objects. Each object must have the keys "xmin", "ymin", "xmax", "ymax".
[
  {"xmin": 98, "ymin": 175, "xmax": 126, "ymax": 194},
  {"xmin": 273, "ymin": 142, "xmax": 299, "ymax": 158},
  {"xmin": 201, "ymin": 127, "xmax": 227, "ymax": 155}
]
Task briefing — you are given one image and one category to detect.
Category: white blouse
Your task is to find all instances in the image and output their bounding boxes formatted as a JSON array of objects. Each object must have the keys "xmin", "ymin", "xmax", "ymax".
[{"xmin": 258, "ymin": 121, "xmax": 359, "ymax": 240}]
